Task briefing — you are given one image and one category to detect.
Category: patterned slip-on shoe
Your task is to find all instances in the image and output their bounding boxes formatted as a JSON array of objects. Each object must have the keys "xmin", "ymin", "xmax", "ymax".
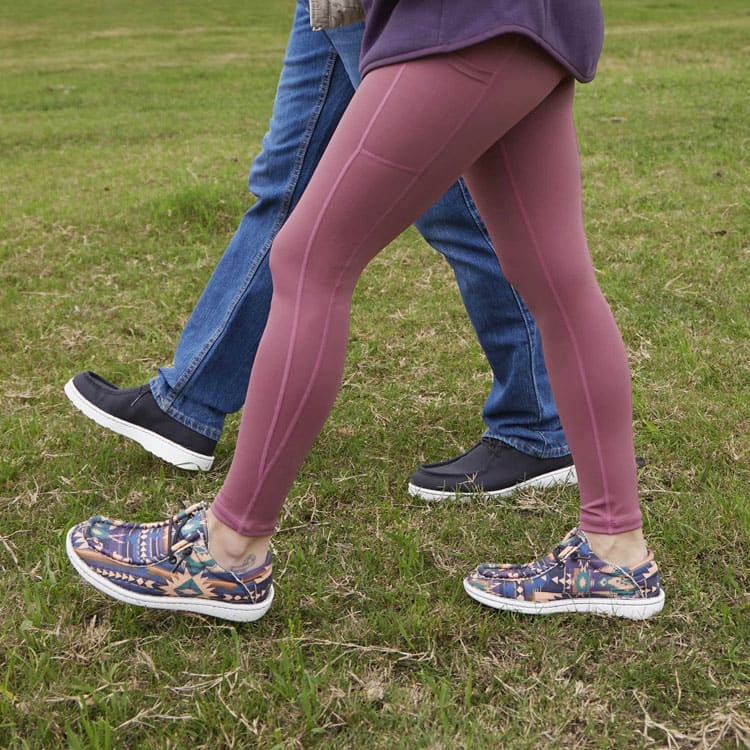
[
  {"xmin": 464, "ymin": 528, "xmax": 664, "ymax": 620},
  {"xmin": 66, "ymin": 502, "xmax": 273, "ymax": 622}
]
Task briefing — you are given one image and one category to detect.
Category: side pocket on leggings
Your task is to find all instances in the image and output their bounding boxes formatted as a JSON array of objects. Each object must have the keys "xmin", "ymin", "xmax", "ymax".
[{"xmin": 447, "ymin": 51, "xmax": 496, "ymax": 83}]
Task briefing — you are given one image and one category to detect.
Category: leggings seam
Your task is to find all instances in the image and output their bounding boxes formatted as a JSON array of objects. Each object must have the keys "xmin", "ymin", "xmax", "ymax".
[
  {"xmin": 360, "ymin": 147, "xmax": 420, "ymax": 173},
  {"xmin": 254, "ymin": 66, "xmax": 413, "ymax": 486}
]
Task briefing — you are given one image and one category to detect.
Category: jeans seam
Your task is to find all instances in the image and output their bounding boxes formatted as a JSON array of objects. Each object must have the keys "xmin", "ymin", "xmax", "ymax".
[{"xmin": 156, "ymin": 47, "xmax": 341, "ymax": 435}]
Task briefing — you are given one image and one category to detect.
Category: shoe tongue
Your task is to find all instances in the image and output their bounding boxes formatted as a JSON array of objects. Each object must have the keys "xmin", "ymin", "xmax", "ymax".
[
  {"xmin": 557, "ymin": 527, "xmax": 590, "ymax": 555},
  {"xmin": 481, "ymin": 437, "xmax": 504, "ymax": 450},
  {"xmin": 480, "ymin": 437, "xmax": 509, "ymax": 458},
  {"xmin": 179, "ymin": 506, "xmax": 207, "ymax": 542}
]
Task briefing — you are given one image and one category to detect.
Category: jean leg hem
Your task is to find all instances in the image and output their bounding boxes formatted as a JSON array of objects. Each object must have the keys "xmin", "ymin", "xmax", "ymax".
[
  {"xmin": 482, "ymin": 429, "xmax": 571, "ymax": 460},
  {"xmin": 150, "ymin": 378, "xmax": 224, "ymax": 442}
]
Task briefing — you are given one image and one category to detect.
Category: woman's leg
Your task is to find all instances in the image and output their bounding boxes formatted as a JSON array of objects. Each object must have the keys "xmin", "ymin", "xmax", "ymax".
[
  {"xmin": 458, "ymin": 79, "xmax": 662, "ymax": 619},
  {"xmin": 462, "ymin": 79, "xmax": 643, "ymax": 545},
  {"xmin": 210, "ymin": 38, "xmax": 567, "ymax": 550}
]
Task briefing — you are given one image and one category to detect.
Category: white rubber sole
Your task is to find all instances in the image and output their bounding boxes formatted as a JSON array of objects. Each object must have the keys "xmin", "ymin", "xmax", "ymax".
[
  {"xmin": 64, "ymin": 378, "xmax": 214, "ymax": 471},
  {"xmin": 408, "ymin": 464, "xmax": 578, "ymax": 502},
  {"xmin": 66, "ymin": 528, "xmax": 273, "ymax": 622},
  {"xmin": 463, "ymin": 578, "xmax": 665, "ymax": 620}
]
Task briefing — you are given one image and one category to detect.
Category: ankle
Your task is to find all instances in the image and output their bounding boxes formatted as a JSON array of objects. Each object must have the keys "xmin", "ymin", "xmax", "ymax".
[
  {"xmin": 584, "ymin": 528, "xmax": 648, "ymax": 569},
  {"xmin": 206, "ymin": 508, "xmax": 271, "ymax": 572}
]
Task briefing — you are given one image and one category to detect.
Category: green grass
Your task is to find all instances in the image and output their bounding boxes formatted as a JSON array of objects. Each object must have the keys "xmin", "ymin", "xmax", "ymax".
[{"xmin": 1, "ymin": 1, "xmax": 749, "ymax": 747}]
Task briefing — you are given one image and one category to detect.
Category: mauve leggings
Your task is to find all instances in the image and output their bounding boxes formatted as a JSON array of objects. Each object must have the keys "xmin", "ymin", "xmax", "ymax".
[{"xmin": 212, "ymin": 36, "xmax": 643, "ymax": 537}]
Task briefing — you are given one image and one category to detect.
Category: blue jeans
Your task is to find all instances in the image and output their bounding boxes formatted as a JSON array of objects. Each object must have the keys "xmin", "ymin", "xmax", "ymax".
[{"xmin": 151, "ymin": 1, "xmax": 568, "ymax": 459}]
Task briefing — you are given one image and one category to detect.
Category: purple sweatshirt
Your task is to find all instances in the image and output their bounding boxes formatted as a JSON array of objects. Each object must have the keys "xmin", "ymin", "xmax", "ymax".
[{"xmin": 359, "ymin": 1, "xmax": 604, "ymax": 83}]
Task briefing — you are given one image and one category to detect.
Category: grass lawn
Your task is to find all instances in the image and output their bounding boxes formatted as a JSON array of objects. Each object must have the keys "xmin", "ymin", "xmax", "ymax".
[{"xmin": 1, "ymin": 1, "xmax": 748, "ymax": 747}]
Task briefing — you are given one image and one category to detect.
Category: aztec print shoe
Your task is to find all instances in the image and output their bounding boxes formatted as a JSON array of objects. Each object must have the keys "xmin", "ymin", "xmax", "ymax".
[
  {"xmin": 464, "ymin": 528, "xmax": 664, "ymax": 620},
  {"xmin": 66, "ymin": 502, "xmax": 273, "ymax": 622}
]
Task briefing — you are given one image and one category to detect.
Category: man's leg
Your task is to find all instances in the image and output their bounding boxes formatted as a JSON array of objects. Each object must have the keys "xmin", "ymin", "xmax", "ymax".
[{"xmin": 65, "ymin": 3, "xmax": 359, "ymax": 470}]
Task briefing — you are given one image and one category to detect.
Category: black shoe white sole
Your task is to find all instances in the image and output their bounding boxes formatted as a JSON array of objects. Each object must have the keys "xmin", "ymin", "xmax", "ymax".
[
  {"xmin": 64, "ymin": 378, "xmax": 214, "ymax": 471},
  {"xmin": 408, "ymin": 464, "xmax": 578, "ymax": 502},
  {"xmin": 463, "ymin": 577, "xmax": 665, "ymax": 620},
  {"xmin": 66, "ymin": 528, "xmax": 273, "ymax": 622}
]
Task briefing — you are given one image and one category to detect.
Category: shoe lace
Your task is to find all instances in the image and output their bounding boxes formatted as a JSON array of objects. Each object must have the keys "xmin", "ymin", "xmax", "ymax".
[
  {"xmin": 552, "ymin": 539, "xmax": 582, "ymax": 566},
  {"xmin": 552, "ymin": 544, "xmax": 569, "ymax": 566},
  {"xmin": 166, "ymin": 512, "xmax": 201, "ymax": 572},
  {"xmin": 129, "ymin": 385, "xmax": 150, "ymax": 408}
]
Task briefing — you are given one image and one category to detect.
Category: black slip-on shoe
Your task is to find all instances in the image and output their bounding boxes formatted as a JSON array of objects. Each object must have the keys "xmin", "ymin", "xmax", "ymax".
[
  {"xmin": 408, "ymin": 438, "xmax": 577, "ymax": 501},
  {"xmin": 64, "ymin": 372, "xmax": 216, "ymax": 471}
]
